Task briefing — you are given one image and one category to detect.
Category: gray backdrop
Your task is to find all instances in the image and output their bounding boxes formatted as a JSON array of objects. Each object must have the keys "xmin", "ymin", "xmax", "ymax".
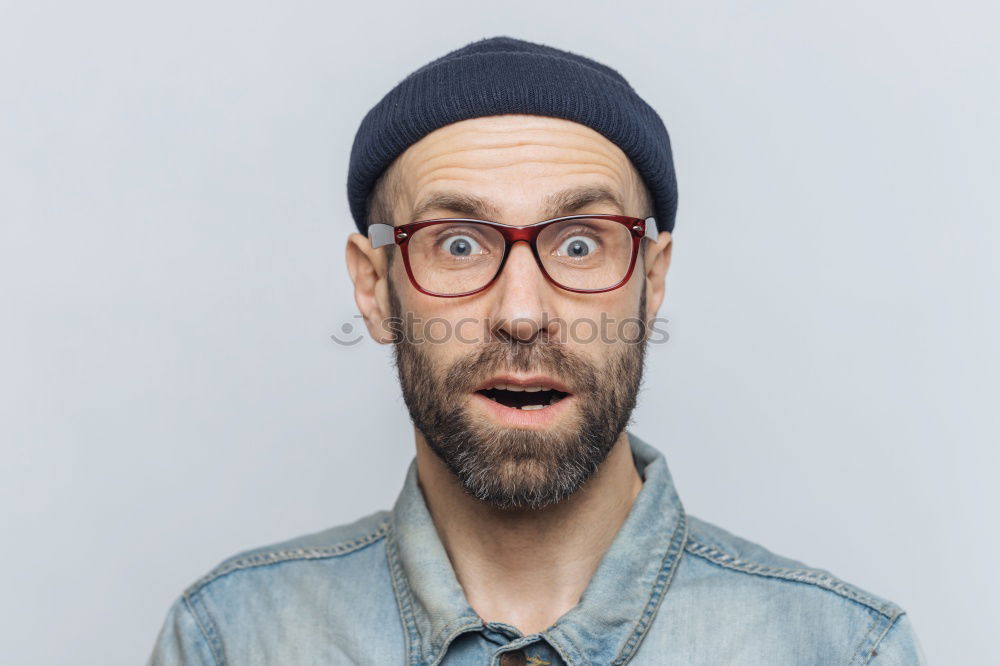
[{"xmin": 2, "ymin": 1, "xmax": 996, "ymax": 663}]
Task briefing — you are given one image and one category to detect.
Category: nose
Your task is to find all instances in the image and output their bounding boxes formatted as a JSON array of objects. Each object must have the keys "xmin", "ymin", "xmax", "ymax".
[{"xmin": 489, "ymin": 241, "xmax": 558, "ymax": 343}]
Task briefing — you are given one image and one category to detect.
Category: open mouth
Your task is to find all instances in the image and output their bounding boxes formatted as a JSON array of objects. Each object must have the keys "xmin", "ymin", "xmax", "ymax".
[{"xmin": 475, "ymin": 384, "xmax": 571, "ymax": 411}]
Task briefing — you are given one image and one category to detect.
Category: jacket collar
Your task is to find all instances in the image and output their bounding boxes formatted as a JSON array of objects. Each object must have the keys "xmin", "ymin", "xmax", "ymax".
[{"xmin": 386, "ymin": 432, "xmax": 688, "ymax": 666}]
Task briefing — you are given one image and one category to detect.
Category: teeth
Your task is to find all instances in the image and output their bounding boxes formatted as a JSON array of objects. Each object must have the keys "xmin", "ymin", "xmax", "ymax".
[
  {"xmin": 521, "ymin": 404, "xmax": 546, "ymax": 411},
  {"xmin": 488, "ymin": 384, "xmax": 556, "ymax": 392}
]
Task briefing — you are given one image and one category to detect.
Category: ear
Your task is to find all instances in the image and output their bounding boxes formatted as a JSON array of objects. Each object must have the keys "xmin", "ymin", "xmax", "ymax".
[
  {"xmin": 345, "ymin": 232, "xmax": 394, "ymax": 344},
  {"xmin": 643, "ymin": 231, "xmax": 673, "ymax": 321}
]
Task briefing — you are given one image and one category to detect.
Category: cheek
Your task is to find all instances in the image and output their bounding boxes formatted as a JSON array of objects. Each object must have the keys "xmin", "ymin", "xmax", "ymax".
[
  {"xmin": 396, "ymin": 294, "xmax": 494, "ymax": 357},
  {"xmin": 557, "ymin": 282, "xmax": 644, "ymax": 346},
  {"xmin": 409, "ymin": 321, "xmax": 487, "ymax": 379}
]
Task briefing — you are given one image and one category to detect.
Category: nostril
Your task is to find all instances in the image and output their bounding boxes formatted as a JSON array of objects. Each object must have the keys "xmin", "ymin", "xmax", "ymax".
[{"xmin": 510, "ymin": 316, "xmax": 540, "ymax": 339}]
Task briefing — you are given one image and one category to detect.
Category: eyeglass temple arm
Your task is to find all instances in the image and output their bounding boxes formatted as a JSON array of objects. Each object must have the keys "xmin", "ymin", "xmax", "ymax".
[
  {"xmin": 644, "ymin": 217, "xmax": 659, "ymax": 240},
  {"xmin": 368, "ymin": 223, "xmax": 396, "ymax": 248}
]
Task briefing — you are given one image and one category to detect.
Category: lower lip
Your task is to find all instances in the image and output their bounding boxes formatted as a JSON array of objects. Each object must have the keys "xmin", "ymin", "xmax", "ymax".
[{"xmin": 470, "ymin": 391, "xmax": 575, "ymax": 429}]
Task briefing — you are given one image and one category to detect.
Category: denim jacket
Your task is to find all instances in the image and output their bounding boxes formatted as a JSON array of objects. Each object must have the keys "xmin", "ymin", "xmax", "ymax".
[{"xmin": 149, "ymin": 433, "xmax": 926, "ymax": 665}]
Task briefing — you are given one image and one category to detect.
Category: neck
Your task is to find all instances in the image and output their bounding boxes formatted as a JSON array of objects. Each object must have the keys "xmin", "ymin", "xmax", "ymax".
[{"xmin": 414, "ymin": 430, "xmax": 643, "ymax": 636}]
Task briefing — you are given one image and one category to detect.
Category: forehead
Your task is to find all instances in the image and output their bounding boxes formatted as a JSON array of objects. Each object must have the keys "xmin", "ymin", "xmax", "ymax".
[{"xmin": 392, "ymin": 114, "xmax": 645, "ymax": 223}]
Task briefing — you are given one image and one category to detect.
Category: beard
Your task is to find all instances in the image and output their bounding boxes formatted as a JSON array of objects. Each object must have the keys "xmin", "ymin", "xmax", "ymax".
[{"xmin": 389, "ymin": 282, "xmax": 648, "ymax": 510}]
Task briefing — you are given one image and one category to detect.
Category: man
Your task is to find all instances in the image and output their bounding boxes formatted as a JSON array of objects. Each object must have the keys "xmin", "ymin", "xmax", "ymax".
[{"xmin": 149, "ymin": 36, "xmax": 926, "ymax": 665}]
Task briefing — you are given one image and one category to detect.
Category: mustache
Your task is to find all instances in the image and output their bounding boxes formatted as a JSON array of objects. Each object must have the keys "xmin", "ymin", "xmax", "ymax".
[{"xmin": 443, "ymin": 338, "xmax": 598, "ymax": 395}]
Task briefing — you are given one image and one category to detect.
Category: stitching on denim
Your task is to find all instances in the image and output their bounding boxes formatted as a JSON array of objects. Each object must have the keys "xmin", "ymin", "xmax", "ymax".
[
  {"xmin": 183, "ymin": 521, "xmax": 390, "ymax": 597},
  {"xmin": 612, "ymin": 511, "xmax": 688, "ymax": 665},
  {"xmin": 543, "ymin": 627, "xmax": 582, "ymax": 666},
  {"xmin": 489, "ymin": 638, "xmax": 550, "ymax": 666},
  {"xmin": 428, "ymin": 618, "xmax": 483, "ymax": 665},
  {"xmin": 386, "ymin": 522, "xmax": 483, "ymax": 665},
  {"xmin": 386, "ymin": 525, "xmax": 424, "ymax": 666},
  {"xmin": 855, "ymin": 612, "xmax": 903, "ymax": 665},
  {"xmin": 846, "ymin": 606, "xmax": 888, "ymax": 666},
  {"xmin": 427, "ymin": 620, "xmax": 489, "ymax": 666},
  {"xmin": 684, "ymin": 539, "xmax": 902, "ymax": 619},
  {"xmin": 184, "ymin": 590, "xmax": 225, "ymax": 666}
]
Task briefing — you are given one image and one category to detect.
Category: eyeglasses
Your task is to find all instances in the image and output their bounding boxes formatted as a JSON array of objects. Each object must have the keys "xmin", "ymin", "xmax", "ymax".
[{"xmin": 368, "ymin": 214, "xmax": 658, "ymax": 298}]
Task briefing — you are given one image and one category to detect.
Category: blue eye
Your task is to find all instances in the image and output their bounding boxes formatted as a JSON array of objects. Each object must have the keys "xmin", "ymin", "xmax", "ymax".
[
  {"xmin": 557, "ymin": 236, "xmax": 597, "ymax": 258},
  {"xmin": 442, "ymin": 235, "xmax": 482, "ymax": 257}
]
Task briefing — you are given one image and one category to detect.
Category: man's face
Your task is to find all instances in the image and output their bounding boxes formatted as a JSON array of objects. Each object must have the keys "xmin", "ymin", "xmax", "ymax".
[{"xmin": 351, "ymin": 114, "xmax": 671, "ymax": 509}]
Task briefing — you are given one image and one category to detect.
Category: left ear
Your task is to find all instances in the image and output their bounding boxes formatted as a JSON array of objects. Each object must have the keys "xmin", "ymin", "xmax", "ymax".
[{"xmin": 643, "ymin": 231, "xmax": 673, "ymax": 320}]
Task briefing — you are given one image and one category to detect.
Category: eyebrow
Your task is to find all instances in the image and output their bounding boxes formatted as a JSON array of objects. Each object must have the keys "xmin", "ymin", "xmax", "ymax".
[{"xmin": 409, "ymin": 184, "xmax": 626, "ymax": 223}]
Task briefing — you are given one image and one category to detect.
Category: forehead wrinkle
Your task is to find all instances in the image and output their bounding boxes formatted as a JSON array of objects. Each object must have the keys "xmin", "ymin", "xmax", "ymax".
[
  {"xmin": 398, "ymin": 125, "xmax": 641, "ymax": 222},
  {"xmin": 409, "ymin": 182, "xmax": 629, "ymax": 224},
  {"xmin": 401, "ymin": 124, "xmax": 630, "ymax": 182}
]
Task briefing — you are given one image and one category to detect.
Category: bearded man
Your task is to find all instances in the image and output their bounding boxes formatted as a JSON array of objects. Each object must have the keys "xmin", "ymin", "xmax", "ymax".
[{"xmin": 149, "ymin": 36, "xmax": 925, "ymax": 666}]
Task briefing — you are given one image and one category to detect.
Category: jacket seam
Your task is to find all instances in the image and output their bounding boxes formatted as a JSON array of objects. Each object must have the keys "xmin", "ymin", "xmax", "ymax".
[
  {"xmin": 845, "ymin": 606, "xmax": 891, "ymax": 666},
  {"xmin": 183, "ymin": 590, "xmax": 225, "ymax": 666},
  {"xmin": 684, "ymin": 539, "xmax": 901, "ymax": 619},
  {"xmin": 542, "ymin": 628, "xmax": 579, "ymax": 666},
  {"xmin": 183, "ymin": 520, "xmax": 391, "ymax": 598},
  {"xmin": 855, "ymin": 611, "xmax": 905, "ymax": 665},
  {"xmin": 612, "ymin": 511, "xmax": 689, "ymax": 665},
  {"xmin": 385, "ymin": 525, "xmax": 423, "ymax": 666}
]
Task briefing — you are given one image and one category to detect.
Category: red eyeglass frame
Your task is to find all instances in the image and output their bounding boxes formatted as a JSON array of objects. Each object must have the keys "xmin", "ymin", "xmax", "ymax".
[{"xmin": 368, "ymin": 214, "xmax": 658, "ymax": 298}]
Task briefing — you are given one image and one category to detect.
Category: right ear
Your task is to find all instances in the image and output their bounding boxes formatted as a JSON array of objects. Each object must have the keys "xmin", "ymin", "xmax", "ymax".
[{"xmin": 345, "ymin": 232, "xmax": 394, "ymax": 344}]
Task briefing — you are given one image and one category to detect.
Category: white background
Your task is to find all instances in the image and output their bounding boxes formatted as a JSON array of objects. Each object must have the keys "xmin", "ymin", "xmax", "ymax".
[{"xmin": 2, "ymin": 1, "xmax": 996, "ymax": 663}]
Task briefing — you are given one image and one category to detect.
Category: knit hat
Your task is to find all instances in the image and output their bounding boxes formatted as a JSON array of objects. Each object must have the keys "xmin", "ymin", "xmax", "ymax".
[{"xmin": 347, "ymin": 35, "xmax": 678, "ymax": 234}]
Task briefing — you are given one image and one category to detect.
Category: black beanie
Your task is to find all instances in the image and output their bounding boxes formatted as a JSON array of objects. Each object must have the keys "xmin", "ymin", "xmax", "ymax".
[{"xmin": 346, "ymin": 35, "xmax": 678, "ymax": 234}]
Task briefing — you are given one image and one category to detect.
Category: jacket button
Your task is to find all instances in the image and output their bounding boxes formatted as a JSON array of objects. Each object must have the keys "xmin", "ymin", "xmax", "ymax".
[{"xmin": 499, "ymin": 650, "xmax": 527, "ymax": 666}]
